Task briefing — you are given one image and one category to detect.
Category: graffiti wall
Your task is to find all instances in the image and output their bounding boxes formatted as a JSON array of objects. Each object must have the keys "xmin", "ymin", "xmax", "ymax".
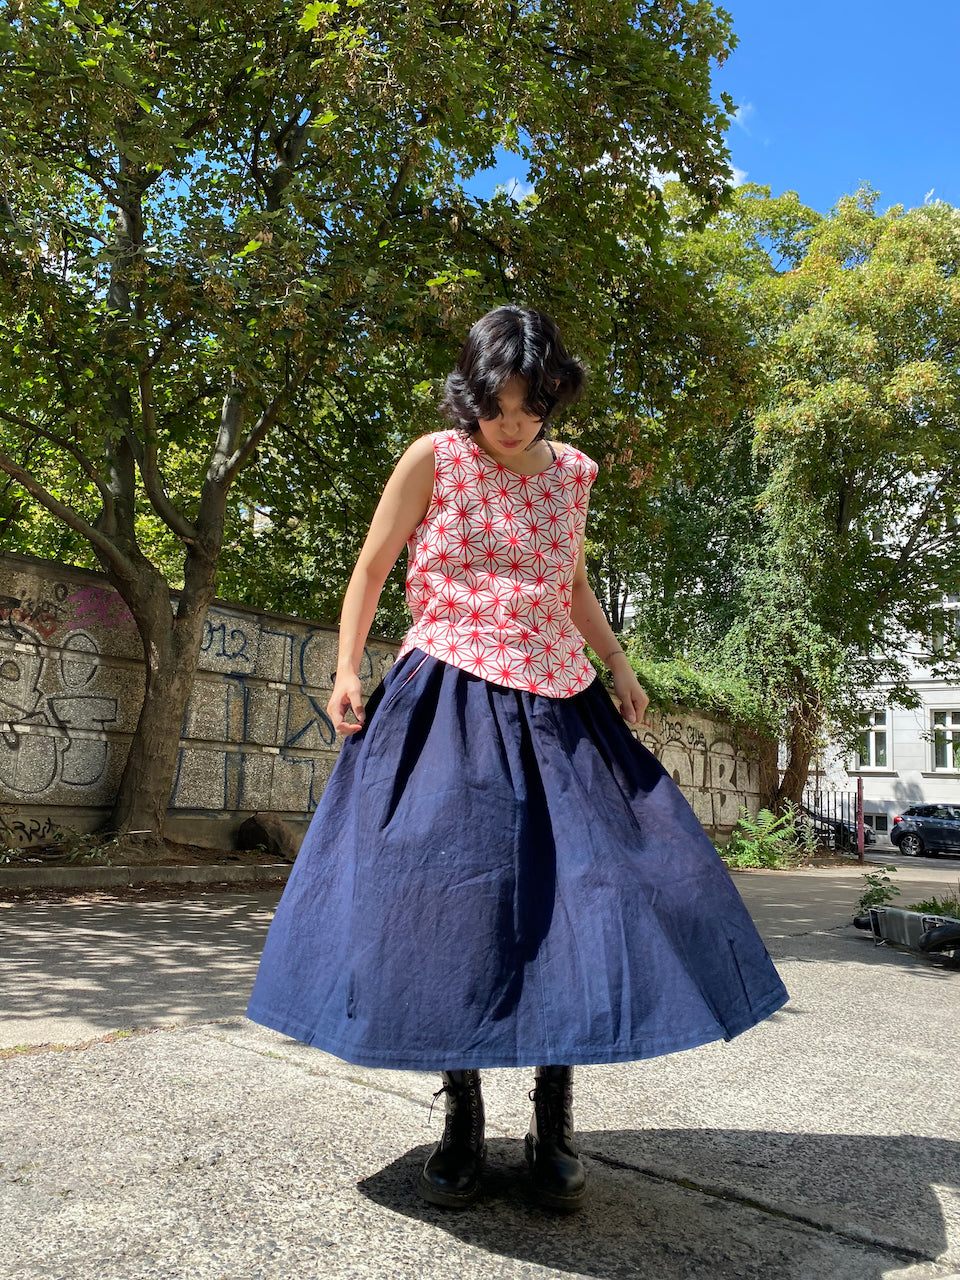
[
  {"xmin": 0, "ymin": 553, "xmax": 773, "ymax": 848},
  {"xmin": 0, "ymin": 553, "xmax": 395, "ymax": 846},
  {"xmin": 625, "ymin": 707, "xmax": 777, "ymax": 840}
]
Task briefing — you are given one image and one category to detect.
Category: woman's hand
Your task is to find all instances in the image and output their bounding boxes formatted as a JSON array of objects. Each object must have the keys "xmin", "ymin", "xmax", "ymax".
[
  {"xmin": 609, "ymin": 656, "xmax": 653, "ymax": 729},
  {"xmin": 327, "ymin": 670, "xmax": 366, "ymax": 737}
]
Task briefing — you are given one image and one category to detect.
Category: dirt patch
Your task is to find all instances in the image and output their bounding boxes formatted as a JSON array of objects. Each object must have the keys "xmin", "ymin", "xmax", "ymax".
[
  {"xmin": 0, "ymin": 878, "xmax": 286, "ymax": 906},
  {"xmin": 1, "ymin": 834, "xmax": 281, "ymax": 870}
]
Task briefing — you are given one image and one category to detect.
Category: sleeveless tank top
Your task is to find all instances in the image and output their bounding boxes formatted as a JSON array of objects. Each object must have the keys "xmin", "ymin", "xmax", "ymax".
[{"xmin": 396, "ymin": 429, "xmax": 599, "ymax": 697}]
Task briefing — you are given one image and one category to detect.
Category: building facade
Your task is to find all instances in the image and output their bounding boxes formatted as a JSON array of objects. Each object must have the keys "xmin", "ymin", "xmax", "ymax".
[{"xmin": 815, "ymin": 600, "xmax": 960, "ymax": 845}]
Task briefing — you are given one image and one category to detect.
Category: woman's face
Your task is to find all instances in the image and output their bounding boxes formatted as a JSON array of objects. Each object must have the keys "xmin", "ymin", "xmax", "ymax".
[{"xmin": 475, "ymin": 375, "xmax": 545, "ymax": 465}]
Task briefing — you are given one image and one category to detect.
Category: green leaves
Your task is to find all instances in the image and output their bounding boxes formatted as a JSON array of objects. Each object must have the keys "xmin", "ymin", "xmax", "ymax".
[
  {"xmin": 609, "ymin": 184, "xmax": 960, "ymax": 804},
  {"xmin": 0, "ymin": 0, "xmax": 739, "ymax": 635},
  {"xmin": 300, "ymin": 0, "xmax": 341, "ymax": 28}
]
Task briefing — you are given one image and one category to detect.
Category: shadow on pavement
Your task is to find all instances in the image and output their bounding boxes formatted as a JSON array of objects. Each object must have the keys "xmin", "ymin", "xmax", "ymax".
[
  {"xmin": 359, "ymin": 1130, "xmax": 959, "ymax": 1280},
  {"xmin": 0, "ymin": 894, "xmax": 277, "ymax": 1034},
  {"xmin": 2, "ymin": 880, "xmax": 956, "ymax": 1045}
]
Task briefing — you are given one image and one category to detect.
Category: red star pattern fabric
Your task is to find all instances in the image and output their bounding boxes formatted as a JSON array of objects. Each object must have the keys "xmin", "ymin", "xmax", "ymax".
[{"xmin": 397, "ymin": 430, "xmax": 599, "ymax": 698}]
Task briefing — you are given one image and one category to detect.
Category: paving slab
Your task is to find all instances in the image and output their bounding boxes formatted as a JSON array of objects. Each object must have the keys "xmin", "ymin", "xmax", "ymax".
[{"xmin": 1, "ymin": 865, "xmax": 958, "ymax": 1280}]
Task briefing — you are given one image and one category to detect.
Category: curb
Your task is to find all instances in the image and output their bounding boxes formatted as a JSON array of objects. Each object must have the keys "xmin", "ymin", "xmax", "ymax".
[{"xmin": 0, "ymin": 862, "xmax": 292, "ymax": 890}]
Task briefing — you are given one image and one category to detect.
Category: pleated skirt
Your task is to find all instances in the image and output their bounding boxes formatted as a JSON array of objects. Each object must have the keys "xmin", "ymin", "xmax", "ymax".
[{"xmin": 246, "ymin": 647, "xmax": 789, "ymax": 1070}]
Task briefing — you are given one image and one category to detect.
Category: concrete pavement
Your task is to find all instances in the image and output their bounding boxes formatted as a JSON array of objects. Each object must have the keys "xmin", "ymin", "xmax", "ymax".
[{"xmin": 2, "ymin": 863, "xmax": 959, "ymax": 1280}]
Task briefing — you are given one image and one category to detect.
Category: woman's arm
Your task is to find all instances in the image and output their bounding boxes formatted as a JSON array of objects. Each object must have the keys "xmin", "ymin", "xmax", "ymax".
[
  {"xmin": 327, "ymin": 435, "xmax": 436, "ymax": 735},
  {"xmin": 570, "ymin": 536, "xmax": 652, "ymax": 728}
]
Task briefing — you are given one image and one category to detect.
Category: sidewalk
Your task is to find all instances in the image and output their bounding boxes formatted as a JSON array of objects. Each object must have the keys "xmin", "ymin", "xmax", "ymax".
[{"xmin": 2, "ymin": 865, "xmax": 958, "ymax": 1280}]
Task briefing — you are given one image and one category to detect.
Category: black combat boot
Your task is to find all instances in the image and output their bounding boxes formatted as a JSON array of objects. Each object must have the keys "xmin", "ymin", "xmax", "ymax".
[
  {"xmin": 524, "ymin": 1065, "xmax": 587, "ymax": 1210},
  {"xmin": 418, "ymin": 1069, "xmax": 486, "ymax": 1207}
]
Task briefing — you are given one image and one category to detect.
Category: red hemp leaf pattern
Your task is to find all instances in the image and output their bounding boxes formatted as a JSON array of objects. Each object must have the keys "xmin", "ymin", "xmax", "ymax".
[{"xmin": 398, "ymin": 432, "xmax": 598, "ymax": 697}]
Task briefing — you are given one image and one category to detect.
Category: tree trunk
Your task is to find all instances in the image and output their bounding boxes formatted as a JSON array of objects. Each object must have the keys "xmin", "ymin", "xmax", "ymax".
[
  {"xmin": 103, "ymin": 548, "xmax": 219, "ymax": 837},
  {"xmin": 775, "ymin": 687, "xmax": 821, "ymax": 811}
]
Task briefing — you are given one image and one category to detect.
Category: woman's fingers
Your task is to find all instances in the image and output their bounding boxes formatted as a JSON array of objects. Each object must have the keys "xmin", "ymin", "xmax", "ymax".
[
  {"xmin": 326, "ymin": 683, "xmax": 366, "ymax": 737},
  {"xmin": 616, "ymin": 681, "xmax": 653, "ymax": 730},
  {"xmin": 348, "ymin": 691, "xmax": 365, "ymax": 728}
]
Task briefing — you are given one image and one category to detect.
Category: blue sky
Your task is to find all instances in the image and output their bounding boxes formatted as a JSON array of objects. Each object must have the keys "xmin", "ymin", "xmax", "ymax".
[
  {"xmin": 716, "ymin": 0, "xmax": 960, "ymax": 213},
  {"xmin": 474, "ymin": 0, "xmax": 960, "ymax": 216}
]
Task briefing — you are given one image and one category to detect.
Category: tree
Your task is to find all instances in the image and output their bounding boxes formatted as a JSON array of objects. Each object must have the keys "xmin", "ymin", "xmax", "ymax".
[
  {"xmin": 741, "ymin": 189, "xmax": 960, "ymax": 803},
  {"xmin": 587, "ymin": 183, "xmax": 820, "ymax": 645},
  {"xmin": 0, "ymin": 0, "xmax": 739, "ymax": 835},
  {"xmin": 619, "ymin": 185, "xmax": 960, "ymax": 807}
]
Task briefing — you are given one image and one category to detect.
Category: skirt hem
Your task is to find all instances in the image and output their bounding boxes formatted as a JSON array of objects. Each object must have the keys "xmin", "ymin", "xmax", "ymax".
[{"xmin": 245, "ymin": 984, "xmax": 789, "ymax": 1072}]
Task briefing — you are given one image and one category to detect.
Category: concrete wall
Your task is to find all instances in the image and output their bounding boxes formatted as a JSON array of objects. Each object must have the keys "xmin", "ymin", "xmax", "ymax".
[
  {"xmin": 0, "ymin": 553, "xmax": 773, "ymax": 848},
  {"xmin": 628, "ymin": 705, "xmax": 777, "ymax": 841},
  {"xmin": 0, "ymin": 553, "xmax": 394, "ymax": 847}
]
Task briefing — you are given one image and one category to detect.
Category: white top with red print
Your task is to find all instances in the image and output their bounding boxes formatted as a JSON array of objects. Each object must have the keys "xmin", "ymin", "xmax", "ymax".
[{"xmin": 397, "ymin": 429, "xmax": 599, "ymax": 698}]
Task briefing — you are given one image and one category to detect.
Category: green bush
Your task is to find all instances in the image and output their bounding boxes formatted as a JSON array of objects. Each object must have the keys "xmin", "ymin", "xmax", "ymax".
[
  {"xmin": 904, "ymin": 884, "xmax": 960, "ymax": 919},
  {"xmin": 590, "ymin": 648, "xmax": 780, "ymax": 740},
  {"xmin": 856, "ymin": 867, "xmax": 900, "ymax": 913},
  {"xmin": 719, "ymin": 804, "xmax": 800, "ymax": 869}
]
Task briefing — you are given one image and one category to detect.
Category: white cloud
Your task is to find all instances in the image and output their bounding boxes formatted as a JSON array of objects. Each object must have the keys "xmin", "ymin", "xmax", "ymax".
[
  {"xmin": 730, "ymin": 165, "xmax": 749, "ymax": 187},
  {"xmin": 924, "ymin": 187, "xmax": 936, "ymax": 204},
  {"xmin": 733, "ymin": 103, "xmax": 754, "ymax": 133}
]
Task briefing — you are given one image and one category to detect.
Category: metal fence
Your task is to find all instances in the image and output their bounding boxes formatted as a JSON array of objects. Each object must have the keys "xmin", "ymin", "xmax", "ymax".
[{"xmin": 800, "ymin": 780, "xmax": 867, "ymax": 862}]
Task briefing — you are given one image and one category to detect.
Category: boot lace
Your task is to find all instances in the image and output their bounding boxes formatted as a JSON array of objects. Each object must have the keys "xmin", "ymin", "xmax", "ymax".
[
  {"xmin": 530, "ymin": 1077, "xmax": 571, "ymax": 1143},
  {"xmin": 428, "ymin": 1078, "xmax": 483, "ymax": 1148}
]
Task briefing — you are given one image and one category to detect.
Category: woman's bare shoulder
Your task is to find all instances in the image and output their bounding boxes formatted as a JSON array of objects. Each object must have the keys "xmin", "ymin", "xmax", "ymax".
[
  {"xmin": 391, "ymin": 433, "xmax": 433, "ymax": 469},
  {"xmin": 385, "ymin": 434, "xmax": 436, "ymax": 515}
]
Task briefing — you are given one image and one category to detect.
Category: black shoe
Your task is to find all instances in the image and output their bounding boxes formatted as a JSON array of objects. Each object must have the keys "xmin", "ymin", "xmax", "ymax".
[
  {"xmin": 524, "ymin": 1065, "xmax": 587, "ymax": 1211},
  {"xmin": 418, "ymin": 1070, "xmax": 486, "ymax": 1208}
]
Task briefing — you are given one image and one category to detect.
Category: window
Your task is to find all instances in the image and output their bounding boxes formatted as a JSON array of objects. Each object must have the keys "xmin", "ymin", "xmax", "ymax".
[
  {"xmin": 856, "ymin": 710, "xmax": 888, "ymax": 769},
  {"xmin": 932, "ymin": 710, "xmax": 960, "ymax": 770},
  {"xmin": 864, "ymin": 813, "xmax": 889, "ymax": 834},
  {"xmin": 931, "ymin": 596, "xmax": 960, "ymax": 656}
]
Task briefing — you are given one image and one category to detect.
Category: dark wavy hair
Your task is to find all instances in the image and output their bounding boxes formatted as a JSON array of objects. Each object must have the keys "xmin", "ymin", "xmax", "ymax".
[{"xmin": 439, "ymin": 306, "xmax": 586, "ymax": 438}]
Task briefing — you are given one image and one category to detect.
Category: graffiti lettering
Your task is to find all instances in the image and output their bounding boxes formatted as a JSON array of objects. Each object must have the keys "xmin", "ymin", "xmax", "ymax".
[
  {"xmin": 662, "ymin": 719, "xmax": 684, "ymax": 745},
  {"xmin": 0, "ymin": 625, "xmax": 118, "ymax": 796},
  {"xmin": 0, "ymin": 590, "xmax": 65, "ymax": 640},
  {"xmin": 0, "ymin": 813, "xmax": 56, "ymax": 847},
  {"xmin": 201, "ymin": 619, "xmax": 250, "ymax": 663}
]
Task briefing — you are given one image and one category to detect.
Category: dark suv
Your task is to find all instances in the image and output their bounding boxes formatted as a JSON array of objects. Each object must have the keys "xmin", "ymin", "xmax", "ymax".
[
  {"xmin": 890, "ymin": 804, "xmax": 960, "ymax": 857},
  {"xmin": 798, "ymin": 806, "xmax": 876, "ymax": 852}
]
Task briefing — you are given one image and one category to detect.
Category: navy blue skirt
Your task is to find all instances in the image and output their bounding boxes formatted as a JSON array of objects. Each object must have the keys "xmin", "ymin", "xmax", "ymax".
[{"xmin": 246, "ymin": 648, "xmax": 788, "ymax": 1070}]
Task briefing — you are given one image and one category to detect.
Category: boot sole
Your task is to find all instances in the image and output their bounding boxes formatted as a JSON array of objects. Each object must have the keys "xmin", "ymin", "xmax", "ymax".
[
  {"xmin": 529, "ymin": 1182, "xmax": 587, "ymax": 1212},
  {"xmin": 417, "ymin": 1172, "xmax": 482, "ymax": 1209}
]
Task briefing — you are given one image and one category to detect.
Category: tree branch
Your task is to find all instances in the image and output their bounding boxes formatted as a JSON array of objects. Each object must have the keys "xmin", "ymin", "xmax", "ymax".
[
  {"xmin": 136, "ymin": 366, "xmax": 198, "ymax": 544},
  {"xmin": 261, "ymin": 106, "xmax": 317, "ymax": 212},
  {"xmin": 0, "ymin": 408, "xmax": 114, "ymax": 512},
  {"xmin": 0, "ymin": 448, "xmax": 131, "ymax": 576},
  {"xmin": 206, "ymin": 385, "xmax": 247, "ymax": 489},
  {"xmin": 144, "ymin": 316, "xmax": 192, "ymax": 371},
  {"xmin": 223, "ymin": 379, "xmax": 300, "ymax": 482}
]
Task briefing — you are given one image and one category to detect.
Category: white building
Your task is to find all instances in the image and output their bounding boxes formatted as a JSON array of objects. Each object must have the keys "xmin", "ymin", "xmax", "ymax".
[{"xmin": 814, "ymin": 598, "xmax": 960, "ymax": 845}]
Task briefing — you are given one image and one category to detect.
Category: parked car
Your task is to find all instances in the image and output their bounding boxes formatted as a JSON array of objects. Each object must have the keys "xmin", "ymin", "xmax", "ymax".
[
  {"xmin": 798, "ymin": 806, "xmax": 877, "ymax": 853},
  {"xmin": 890, "ymin": 804, "xmax": 960, "ymax": 857}
]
